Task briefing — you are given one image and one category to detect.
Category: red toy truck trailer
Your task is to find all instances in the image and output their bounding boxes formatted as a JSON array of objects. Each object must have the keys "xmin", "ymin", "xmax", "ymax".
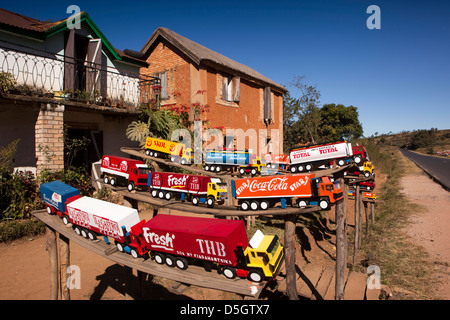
[
  {"xmin": 262, "ymin": 153, "xmax": 290, "ymax": 170},
  {"xmin": 289, "ymin": 141, "xmax": 362, "ymax": 173},
  {"xmin": 127, "ymin": 214, "xmax": 284, "ymax": 282},
  {"xmin": 231, "ymin": 173, "xmax": 343, "ymax": 210},
  {"xmin": 100, "ymin": 155, "xmax": 150, "ymax": 191},
  {"xmin": 148, "ymin": 172, "xmax": 227, "ymax": 208}
]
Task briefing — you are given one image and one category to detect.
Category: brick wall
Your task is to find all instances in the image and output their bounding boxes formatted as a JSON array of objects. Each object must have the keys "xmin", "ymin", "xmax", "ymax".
[{"xmin": 35, "ymin": 103, "xmax": 64, "ymax": 173}]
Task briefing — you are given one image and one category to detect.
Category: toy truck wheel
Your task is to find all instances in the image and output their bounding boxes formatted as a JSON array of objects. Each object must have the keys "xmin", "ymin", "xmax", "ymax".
[
  {"xmin": 81, "ymin": 229, "xmax": 89, "ymax": 238},
  {"xmin": 154, "ymin": 252, "xmax": 165, "ymax": 264},
  {"xmin": 131, "ymin": 248, "xmax": 140, "ymax": 259},
  {"xmin": 215, "ymin": 166, "xmax": 222, "ymax": 173},
  {"xmin": 192, "ymin": 196, "xmax": 200, "ymax": 206},
  {"xmin": 204, "ymin": 165, "xmax": 210, "ymax": 171},
  {"xmin": 337, "ymin": 159, "xmax": 345, "ymax": 166},
  {"xmin": 87, "ymin": 231, "xmax": 97, "ymax": 241},
  {"xmin": 364, "ymin": 171, "xmax": 371, "ymax": 178},
  {"xmin": 250, "ymin": 201, "xmax": 259, "ymax": 211},
  {"xmin": 206, "ymin": 196, "xmax": 215, "ymax": 208},
  {"xmin": 62, "ymin": 215, "xmax": 70, "ymax": 225},
  {"xmin": 298, "ymin": 200, "xmax": 308, "ymax": 208},
  {"xmin": 319, "ymin": 199, "xmax": 330, "ymax": 210},
  {"xmin": 165, "ymin": 192, "xmax": 173, "ymax": 200},
  {"xmin": 153, "ymin": 152, "xmax": 159, "ymax": 158},
  {"xmin": 103, "ymin": 176, "xmax": 110, "ymax": 184},
  {"xmin": 46, "ymin": 205, "xmax": 54, "ymax": 215},
  {"xmin": 74, "ymin": 226, "xmax": 82, "ymax": 236},
  {"xmin": 260, "ymin": 201, "xmax": 269, "ymax": 210},
  {"xmin": 247, "ymin": 269, "xmax": 264, "ymax": 283},
  {"xmin": 223, "ymin": 267, "xmax": 237, "ymax": 279},
  {"xmin": 251, "ymin": 168, "xmax": 257, "ymax": 176},
  {"xmin": 354, "ymin": 155, "xmax": 362, "ymax": 164},
  {"xmin": 305, "ymin": 164, "xmax": 312, "ymax": 171},
  {"xmin": 158, "ymin": 191, "xmax": 165, "ymax": 199},
  {"xmin": 239, "ymin": 168, "xmax": 246, "ymax": 175},
  {"xmin": 175, "ymin": 257, "xmax": 188, "ymax": 270},
  {"xmin": 151, "ymin": 189, "xmax": 158, "ymax": 198},
  {"xmin": 127, "ymin": 181, "xmax": 135, "ymax": 192},
  {"xmin": 298, "ymin": 165, "xmax": 305, "ymax": 172},
  {"xmin": 165, "ymin": 255, "xmax": 176, "ymax": 267},
  {"xmin": 181, "ymin": 158, "xmax": 187, "ymax": 165},
  {"xmin": 110, "ymin": 178, "xmax": 116, "ymax": 186},
  {"xmin": 116, "ymin": 242, "xmax": 125, "ymax": 252},
  {"xmin": 240, "ymin": 201, "xmax": 250, "ymax": 211},
  {"xmin": 290, "ymin": 166, "xmax": 297, "ymax": 173},
  {"xmin": 210, "ymin": 165, "xmax": 216, "ymax": 172}
]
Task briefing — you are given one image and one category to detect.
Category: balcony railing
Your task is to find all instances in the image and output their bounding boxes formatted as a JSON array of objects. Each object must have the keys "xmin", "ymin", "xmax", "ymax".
[{"xmin": 0, "ymin": 41, "xmax": 160, "ymax": 110}]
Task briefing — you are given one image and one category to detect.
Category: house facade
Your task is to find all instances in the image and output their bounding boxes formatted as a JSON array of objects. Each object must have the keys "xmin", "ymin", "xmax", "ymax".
[
  {"xmin": 0, "ymin": 8, "xmax": 158, "ymax": 174},
  {"xmin": 140, "ymin": 27, "xmax": 287, "ymax": 156}
]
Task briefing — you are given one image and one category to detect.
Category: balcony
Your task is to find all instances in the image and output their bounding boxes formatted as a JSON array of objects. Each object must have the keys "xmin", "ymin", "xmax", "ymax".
[{"xmin": 0, "ymin": 42, "xmax": 160, "ymax": 111}]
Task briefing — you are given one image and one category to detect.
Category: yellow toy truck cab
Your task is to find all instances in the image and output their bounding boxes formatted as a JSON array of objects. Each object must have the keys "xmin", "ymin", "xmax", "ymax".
[
  {"xmin": 238, "ymin": 157, "xmax": 267, "ymax": 175},
  {"xmin": 362, "ymin": 161, "xmax": 375, "ymax": 178},
  {"xmin": 206, "ymin": 179, "xmax": 228, "ymax": 207},
  {"xmin": 244, "ymin": 230, "xmax": 284, "ymax": 282}
]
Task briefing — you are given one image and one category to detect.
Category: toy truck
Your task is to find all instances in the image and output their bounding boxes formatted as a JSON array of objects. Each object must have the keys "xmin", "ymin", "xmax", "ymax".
[
  {"xmin": 352, "ymin": 145, "xmax": 370, "ymax": 162},
  {"xmin": 262, "ymin": 153, "xmax": 290, "ymax": 170},
  {"xmin": 40, "ymin": 180, "xmax": 81, "ymax": 219},
  {"xmin": 231, "ymin": 173, "xmax": 343, "ymax": 211},
  {"xmin": 289, "ymin": 141, "xmax": 361, "ymax": 173},
  {"xmin": 40, "ymin": 181, "xmax": 140, "ymax": 250},
  {"xmin": 127, "ymin": 214, "xmax": 284, "ymax": 282},
  {"xmin": 144, "ymin": 137, "xmax": 193, "ymax": 165},
  {"xmin": 205, "ymin": 149, "xmax": 266, "ymax": 174},
  {"xmin": 100, "ymin": 155, "xmax": 150, "ymax": 191},
  {"xmin": 148, "ymin": 171, "xmax": 227, "ymax": 208},
  {"xmin": 346, "ymin": 161, "xmax": 375, "ymax": 178}
]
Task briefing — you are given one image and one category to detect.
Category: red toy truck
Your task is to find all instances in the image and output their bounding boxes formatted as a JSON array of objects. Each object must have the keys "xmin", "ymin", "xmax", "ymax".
[
  {"xmin": 148, "ymin": 171, "xmax": 227, "ymax": 208},
  {"xmin": 261, "ymin": 153, "xmax": 290, "ymax": 170},
  {"xmin": 100, "ymin": 155, "xmax": 150, "ymax": 191},
  {"xmin": 127, "ymin": 214, "xmax": 284, "ymax": 282},
  {"xmin": 231, "ymin": 173, "xmax": 343, "ymax": 210}
]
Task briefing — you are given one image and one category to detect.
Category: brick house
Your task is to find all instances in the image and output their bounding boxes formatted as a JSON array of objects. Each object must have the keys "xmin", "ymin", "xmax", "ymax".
[
  {"xmin": 0, "ymin": 8, "xmax": 158, "ymax": 174},
  {"xmin": 140, "ymin": 27, "xmax": 287, "ymax": 155}
]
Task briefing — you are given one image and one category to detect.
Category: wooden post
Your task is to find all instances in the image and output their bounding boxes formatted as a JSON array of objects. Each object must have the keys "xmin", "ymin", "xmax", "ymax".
[
  {"xmin": 284, "ymin": 214, "xmax": 298, "ymax": 300},
  {"xmin": 59, "ymin": 234, "xmax": 70, "ymax": 300},
  {"xmin": 358, "ymin": 191, "xmax": 363, "ymax": 249},
  {"xmin": 353, "ymin": 185, "xmax": 360, "ymax": 266},
  {"xmin": 335, "ymin": 177, "xmax": 347, "ymax": 300},
  {"xmin": 364, "ymin": 201, "xmax": 369, "ymax": 236},
  {"xmin": 46, "ymin": 226, "xmax": 58, "ymax": 300},
  {"xmin": 371, "ymin": 202, "xmax": 375, "ymax": 224}
]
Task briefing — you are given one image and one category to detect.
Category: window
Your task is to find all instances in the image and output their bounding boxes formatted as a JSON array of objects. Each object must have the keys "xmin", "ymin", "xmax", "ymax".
[
  {"xmin": 222, "ymin": 75, "xmax": 240, "ymax": 102},
  {"xmin": 263, "ymin": 87, "xmax": 272, "ymax": 124},
  {"xmin": 156, "ymin": 71, "xmax": 168, "ymax": 100}
]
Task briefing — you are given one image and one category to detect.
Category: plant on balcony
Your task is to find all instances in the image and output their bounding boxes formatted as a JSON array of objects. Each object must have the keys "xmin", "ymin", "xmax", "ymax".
[{"xmin": 0, "ymin": 72, "xmax": 16, "ymax": 94}]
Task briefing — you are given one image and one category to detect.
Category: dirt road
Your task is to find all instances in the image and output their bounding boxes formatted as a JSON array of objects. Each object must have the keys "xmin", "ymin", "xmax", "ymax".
[{"xmin": 400, "ymin": 152, "xmax": 450, "ymax": 299}]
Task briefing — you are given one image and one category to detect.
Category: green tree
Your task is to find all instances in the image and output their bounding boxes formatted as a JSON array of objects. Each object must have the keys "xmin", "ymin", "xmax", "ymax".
[
  {"xmin": 283, "ymin": 75, "xmax": 322, "ymax": 150},
  {"xmin": 320, "ymin": 103, "xmax": 363, "ymax": 142}
]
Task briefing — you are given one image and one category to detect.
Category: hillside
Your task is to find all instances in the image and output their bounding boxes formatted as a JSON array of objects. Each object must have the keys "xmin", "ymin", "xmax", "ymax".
[{"xmin": 371, "ymin": 129, "xmax": 450, "ymax": 157}]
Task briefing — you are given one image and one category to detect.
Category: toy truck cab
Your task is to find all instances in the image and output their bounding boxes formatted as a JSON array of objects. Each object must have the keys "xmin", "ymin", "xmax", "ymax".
[
  {"xmin": 101, "ymin": 155, "xmax": 150, "ymax": 191},
  {"xmin": 238, "ymin": 157, "xmax": 267, "ymax": 176},
  {"xmin": 297, "ymin": 177, "xmax": 343, "ymax": 210},
  {"xmin": 207, "ymin": 179, "xmax": 228, "ymax": 207},
  {"xmin": 362, "ymin": 161, "xmax": 375, "ymax": 177},
  {"xmin": 243, "ymin": 230, "xmax": 284, "ymax": 282}
]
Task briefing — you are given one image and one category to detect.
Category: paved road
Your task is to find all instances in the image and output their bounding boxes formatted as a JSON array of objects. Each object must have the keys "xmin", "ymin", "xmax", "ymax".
[{"xmin": 400, "ymin": 149, "xmax": 450, "ymax": 190}]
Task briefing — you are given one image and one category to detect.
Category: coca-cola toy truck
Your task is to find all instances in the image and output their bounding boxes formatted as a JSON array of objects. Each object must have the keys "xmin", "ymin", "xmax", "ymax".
[
  {"xmin": 231, "ymin": 173, "xmax": 343, "ymax": 211},
  {"xmin": 148, "ymin": 172, "xmax": 227, "ymax": 208},
  {"xmin": 127, "ymin": 214, "xmax": 284, "ymax": 282},
  {"xmin": 40, "ymin": 180, "xmax": 81, "ymax": 219},
  {"xmin": 100, "ymin": 155, "xmax": 150, "ymax": 191}
]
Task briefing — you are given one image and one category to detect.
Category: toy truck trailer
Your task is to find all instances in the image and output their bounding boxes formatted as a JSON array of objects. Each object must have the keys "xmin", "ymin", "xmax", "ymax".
[
  {"xmin": 148, "ymin": 171, "xmax": 227, "ymax": 208},
  {"xmin": 231, "ymin": 173, "xmax": 343, "ymax": 211},
  {"xmin": 145, "ymin": 137, "xmax": 192, "ymax": 165},
  {"xmin": 289, "ymin": 141, "xmax": 361, "ymax": 173},
  {"xmin": 40, "ymin": 180, "xmax": 81, "ymax": 220},
  {"xmin": 127, "ymin": 214, "xmax": 284, "ymax": 282},
  {"xmin": 65, "ymin": 196, "xmax": 140, "ymax": 248},
  {"xmin": 262, "ymin": 153, "xmax": 290, "ymax": 170},
  {"xmin": 100, "ymin": 155, "xmax": 150, "ymax": 191},
  {"xmin": 205, "ymin": 149, "xmax": 266, "ymax": 174}
]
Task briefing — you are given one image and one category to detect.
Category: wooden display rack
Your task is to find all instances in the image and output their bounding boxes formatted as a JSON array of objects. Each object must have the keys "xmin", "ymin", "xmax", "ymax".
[{"xmin": 34, "ymin": 146, "xmax": 372, "ymax": 300}]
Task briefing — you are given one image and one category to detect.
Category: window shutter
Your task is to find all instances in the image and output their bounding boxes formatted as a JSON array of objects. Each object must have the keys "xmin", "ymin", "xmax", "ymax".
[
  {"xmin": 233, "ymin": 77, "xmax": 240, "ymax": 102},
  {"xmin": 64, "ymin": 29, "xmax": 75, "ymax": 90},
  {"xmin": 264, "ymin": 86, "xmax": 272, "ymax": 124},
  {"xmin": 160, "ymin": 71, "xmax": 168, "ymax": 99},
  {"xmin": 86, "ymin": 39, "xmax": 102, "ymax": 95}
]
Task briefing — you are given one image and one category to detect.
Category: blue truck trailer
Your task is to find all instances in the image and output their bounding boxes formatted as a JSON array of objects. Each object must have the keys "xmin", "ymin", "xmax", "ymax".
[{"xmin": 204, "ymin": 149, "xmax": 266, "ymax": 175}]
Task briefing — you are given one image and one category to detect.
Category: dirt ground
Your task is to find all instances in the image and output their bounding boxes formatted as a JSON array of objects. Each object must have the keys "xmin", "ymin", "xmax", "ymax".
[{"xmin": 399, "ymin": 153, "xmax": 450, "ymax": 300}]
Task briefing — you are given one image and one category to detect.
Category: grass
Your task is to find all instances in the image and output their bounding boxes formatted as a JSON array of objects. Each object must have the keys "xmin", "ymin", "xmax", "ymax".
[{"xmin": 354, "ymin": 141, "xmax": 441, "ymax": 299}]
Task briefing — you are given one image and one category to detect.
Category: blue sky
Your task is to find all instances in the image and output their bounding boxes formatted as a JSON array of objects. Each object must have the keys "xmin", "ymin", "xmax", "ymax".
[{"xmin": 3, "ymin": 0, "xmax": 449, "ymax": 137}]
